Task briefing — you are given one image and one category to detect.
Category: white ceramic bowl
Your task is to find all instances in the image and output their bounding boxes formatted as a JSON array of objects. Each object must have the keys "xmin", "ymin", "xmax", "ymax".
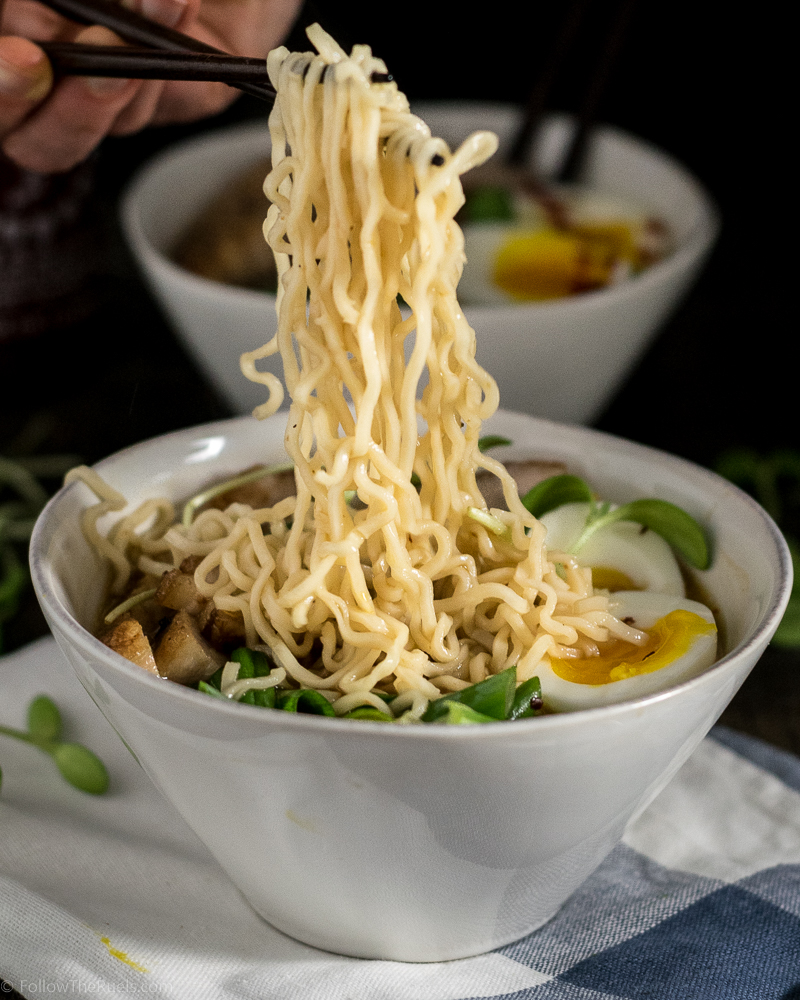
[
  {"xmin": 30, "ymin": 411, "xmax": 789, "ymax": 962},
  {"xmin": 120, "ymin": 107, "xmax": 718, "ymax": 426}
]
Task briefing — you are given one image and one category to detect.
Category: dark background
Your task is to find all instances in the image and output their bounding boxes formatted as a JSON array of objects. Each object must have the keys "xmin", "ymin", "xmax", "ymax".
[
  {"xmin": 0, "ymin": 3, "xmax": 794, "ymax": 728},
  {"xmin": 0, "ymin": 4, "xmax": 795, "ymax": 994}
]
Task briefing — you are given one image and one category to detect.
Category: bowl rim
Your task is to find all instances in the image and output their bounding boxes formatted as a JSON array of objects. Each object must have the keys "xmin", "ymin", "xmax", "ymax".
[
  {"xmin": 30, "ymin": 412, "xmax": 792, "ymax": 741},
  {"xmin": 120, "ymin": 109, "xmax": 720, "ymax": 320}
]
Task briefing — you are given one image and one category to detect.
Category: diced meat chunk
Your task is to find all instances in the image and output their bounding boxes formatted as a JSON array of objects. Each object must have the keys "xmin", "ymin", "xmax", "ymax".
[
  {"xmin": 199, "ymin": 604, "xmax": 247, "ymax": 652},
  {"xmin": 477, "ymin": 460, "xmax": 567, "ymax": 511},
  {"xmin": 154, "ymin": 609, "xmax": 225, "ymax": 684},
  {"xmin": 155, "ymin": 568, "xmax": 207, "ymax": 616},
  {"xmin": 101, "ymin": 616, "xmax": 160, "ymax": 676}
]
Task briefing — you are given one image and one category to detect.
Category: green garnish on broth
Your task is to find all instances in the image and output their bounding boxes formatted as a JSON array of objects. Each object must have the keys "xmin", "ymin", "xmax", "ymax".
[
  {"xmin": 477, "ymin": 435, "xmax": 513, "ymax": 453},
  {"xmin": 521, "ymin": 474, "xmax": 593, "ymax": 518},
  {"xmin": 570, "ymin": 496, "xmax": 710, "ymax": 570}
]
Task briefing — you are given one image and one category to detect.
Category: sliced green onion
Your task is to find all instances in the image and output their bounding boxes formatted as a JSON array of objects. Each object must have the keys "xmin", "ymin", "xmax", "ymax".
[
  {"xmin": 422, "ymin": 666, "xmax": 516, "ymax": 723},
  {"xmin": 103, "ymin": 588, "xmax": 157, "ymax": 625},
  {"xmin": 198, "ymin": 681, "xmax": 228, "ymax": 699},
  {"xmin": 277, "ymin": 689, "xmax": 336, "ymax": 716},
  {"xmin": 341, "ymin": 706, "xmax": 394, "ymax": 721},
  {"xmin": 467, "ymin": 507, "xmax": 512, "ymax": 543},
  {"xmin": 509, "ymin": 676, "xmax": 543, "ymax": 719},
  {"xmin": 225, "ymin": 648, "xmax": 279, "ymax": 706},
  {"xmin": 437, "ymin": 702, "xmax": 498, "ymax": 724}
]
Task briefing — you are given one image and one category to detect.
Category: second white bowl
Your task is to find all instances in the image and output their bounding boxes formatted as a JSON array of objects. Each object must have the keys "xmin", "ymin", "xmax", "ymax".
[{"xmin": 120, "ymin": 106, "xmax": 718, "ymax": 426}]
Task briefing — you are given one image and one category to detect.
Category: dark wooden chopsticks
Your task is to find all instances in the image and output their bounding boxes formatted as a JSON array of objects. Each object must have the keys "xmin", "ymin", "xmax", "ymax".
[
  {"xmin": 39, "ymin": 43, "xmax": 274, "ymax": 88},
  {"xmin": 508, "ymin": 0, "xmax": 639, "ymax": 183},
  {"xmin": 33, "ymin": 0, "xmax": 276, "ymax": 101}
]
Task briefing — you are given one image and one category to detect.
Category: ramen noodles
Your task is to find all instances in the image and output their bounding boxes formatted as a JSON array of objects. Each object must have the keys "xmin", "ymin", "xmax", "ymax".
[{"xmin": 68, "ymin": 26, "xmax": 716, "ymax": 721}]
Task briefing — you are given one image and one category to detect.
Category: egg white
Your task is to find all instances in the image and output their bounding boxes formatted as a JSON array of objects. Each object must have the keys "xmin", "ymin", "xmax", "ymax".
[
  {"xmin": 536, "ymin": 591, "xmax": 718, "ymax": 712},
  {"xmin": 540, "ymin": 501, "xmax": 685, "ymax": 596}
]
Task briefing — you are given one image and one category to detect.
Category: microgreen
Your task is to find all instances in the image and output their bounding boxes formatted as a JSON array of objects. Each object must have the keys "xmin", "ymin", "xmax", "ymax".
[
  {"xmin": 570, "ymin": 496, "xmax": 711, "ymax": 570},
  {"xmin": 521, "ymin": 474, "xmax": 593, "ymax": 518},
  {"xmin": 521, "ymin": 473, "xmax": 710, "ymax": 570},
  {"xmin": 0, "ymin": 695, "xmax": 109, "ymax": 795},
  {"xmin": 460, "ymin": 186, "xmax": 515, "ymax": 224},
  {"xmin": 478, "ymin": 435, "xmax": 512, "ymax": 453}
]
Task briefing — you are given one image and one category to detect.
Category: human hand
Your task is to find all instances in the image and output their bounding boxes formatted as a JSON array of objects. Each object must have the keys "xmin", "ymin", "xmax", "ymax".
[{"xmin": 0, "ymin": 0, "xmax": 300, "ymax": 173}]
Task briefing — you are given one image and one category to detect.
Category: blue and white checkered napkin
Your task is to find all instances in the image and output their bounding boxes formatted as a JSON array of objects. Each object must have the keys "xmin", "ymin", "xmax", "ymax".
[{"xmin": 2, "ymin": 637, "xmax": 800, "ymax": 1000}]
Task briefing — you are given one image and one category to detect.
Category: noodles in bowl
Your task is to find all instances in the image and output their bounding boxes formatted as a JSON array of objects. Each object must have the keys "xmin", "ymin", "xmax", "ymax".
[
  {"xmin": 29, "ymin": 27, "xmax": 791, "ymax": 960},
  {"xmin": 66, "ymin": 26, "xmax": 720, "ymax": 721}
]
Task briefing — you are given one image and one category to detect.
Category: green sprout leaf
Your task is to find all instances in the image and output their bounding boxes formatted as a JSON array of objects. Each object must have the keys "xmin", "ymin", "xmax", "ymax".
[
  {"xmin": 521, "ymin": 474, "xmax": 593, "ymax": 519},
  {"xmin": 478, "ymin": 435, "xmax": 512, "ymax": 453},
  {"xmin": 52, "ymin": 743, "xmax": 109, "ymax": 795},
  {"xmin": 571, "ymin": 498, "xmax": 711, "ymax": 570},
  {"xmin": 461, "ymin": 185, "xmax": 515, "ymax": 224},
  {"xmin": 1, "ymin": 695, "xmax": 109, "ymax": 796},
  {"xmin": 27, "ymin": 696, "xmax": 62, "ymax": 742}
]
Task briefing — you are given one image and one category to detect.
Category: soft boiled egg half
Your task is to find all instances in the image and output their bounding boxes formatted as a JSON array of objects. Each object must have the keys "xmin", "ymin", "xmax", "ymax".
[
  {"xmin": 540, "ymin": 501, "xmax": 685, "ymax": 596},
  {"xmin": 536, "ymin": 502, "xmax": 718, "ymax": 710},
  {"xmin": 537, "ymin": 591, "xmax": 718, "ymax": 711}
]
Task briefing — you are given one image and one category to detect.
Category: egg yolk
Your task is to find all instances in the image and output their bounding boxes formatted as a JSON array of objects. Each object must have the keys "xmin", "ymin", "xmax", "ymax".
[
  {"xmin": 590, "ymin": 566, "xmax": 638, "ymax": 592},
  {"xmin": 492, "ymin": 223, "xmax": 640, "ymax": 301},
  {"xmin": 551, "ymin": 609, "xmax": 717, "ymax": 686}
]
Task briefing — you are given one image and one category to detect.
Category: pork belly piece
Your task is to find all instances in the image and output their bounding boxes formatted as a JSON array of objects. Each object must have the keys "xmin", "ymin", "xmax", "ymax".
[
  {"xmin": 101, "ymin": 616, "xmax": 160, "ymax": 676},
  {"xmin": 154, "ymin": 609, "xmax": 225, "ymax": 684},
  {"xmin": 477, "ymin": 460, "xmax": 566, "ymax": 511},
  {"xmin": 199, "ymin": 604, "xmax": 247, "ymax": 652},
  {"xmin": 155, "ymin": 568, "xmax": 207, "ymax": 616}
]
